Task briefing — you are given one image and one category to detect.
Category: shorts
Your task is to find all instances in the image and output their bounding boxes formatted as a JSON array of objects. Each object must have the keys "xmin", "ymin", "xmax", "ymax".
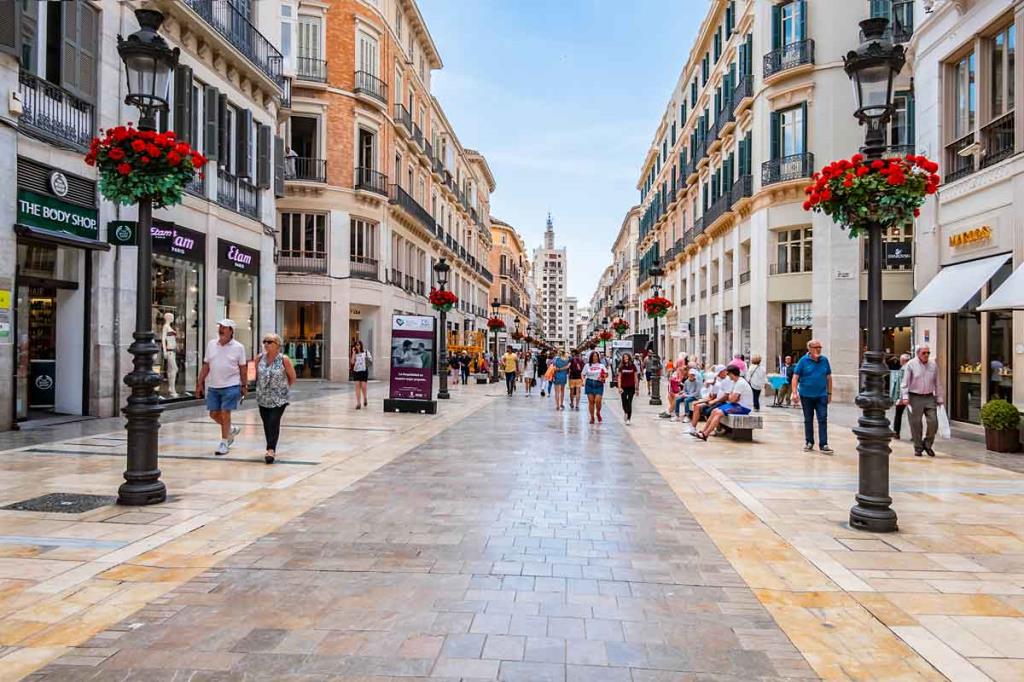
[
  {"xmin": 206, "ymin": 384, "xmax": 241, "ymax": 412},
  {"xmin": 720, "ymin": 402, "xmax": 752, "ymax": 415},
  {"xmin": 569, "ymin": 378, "xmax": 583, "ymax": 389},
  {"xmin": 352, "ymin": 370, "xmax": 368, "ymax": 382}
]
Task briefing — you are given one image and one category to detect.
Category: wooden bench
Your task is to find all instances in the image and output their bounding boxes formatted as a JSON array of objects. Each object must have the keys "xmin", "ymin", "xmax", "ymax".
[
  {"xmin": 719, "ymin": 414, "xmax": 763, "ymax": 441},
  {"xmin": 474, "ymin": 373, "xmax": 489, "ymax": 385}
]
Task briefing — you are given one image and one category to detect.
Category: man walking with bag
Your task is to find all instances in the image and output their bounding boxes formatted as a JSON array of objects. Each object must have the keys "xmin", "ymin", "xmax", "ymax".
[{"xmin": 899, "ymin": 344, "xmax": 944, "ymax": 457}]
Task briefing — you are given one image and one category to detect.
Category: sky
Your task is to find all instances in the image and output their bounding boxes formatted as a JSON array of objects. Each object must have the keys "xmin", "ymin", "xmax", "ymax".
[{"xmin": 418, "ymin": 0, "xmax": 701, "ymax": 305}]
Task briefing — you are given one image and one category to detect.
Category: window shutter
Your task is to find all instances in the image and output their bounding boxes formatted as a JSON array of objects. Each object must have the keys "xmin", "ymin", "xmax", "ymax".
[
  {"xmin": 800, "ymin": 101, "xmax": 808, "ymax": 154},
  {"xmin": 797, "ymin": 0, "xmax": 807, "ymax": 41},
  {"xmin": 62, "ymin": 1, "xmax": 99, "ymax": 101},
  {"xmin": 217, "ymin": 93, "xmax": 229, "ymax": 166},
  {"xmin": 906, "ymin": 93, "xmax": 916, "ymax": 144},
  {"xmin": 870, "ymin": 0, "xmax": 889, "ymax": 19},
  {"xmin": 204, "ymin": 86, "xmax": 220, "ymax": 160},
  {"xmin": 257, "ymin": 124, "xmax": 272, "ymax": 188},
  {"xmin": 745, "ymin": 35, "xmax": 753, "ymax": 75},
  {"xmin": 173, "ymin": 65, "xmax": 193, "ymax": 144},
  {"xmin": 771, "ymin": 4, "xmax": 781, "ymax": 50},
  {"xmin": 0, "ymin": 0, "xmax": 21, "ymax": 58},
  {"xmin": 236, "ymin": 109, "xmax": 253, "ymax": 178},
  {"xmin": 770, "ymin": 111, "xmax": 780, "ymax": 160},
  {"xmin": 274, "ymin": 135, "xmax": 285, "ymax": 197}
]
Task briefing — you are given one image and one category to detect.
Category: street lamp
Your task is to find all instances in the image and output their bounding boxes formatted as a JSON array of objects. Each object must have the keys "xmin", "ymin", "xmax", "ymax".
[
  {"xmin": 490, "ymin": 297, "xmax": 501, "ymax": 382},
  {"xmin": 116, "ymin": 9, "xmax": 179, "ymax": 506},
  {"xmin": 648, "ymin": 262, "xmax": 665, "ymax": 406},
  {"xmin": 844, "ymin": 16, "xmax": 906, "ymax": 533},
  {"xmin": 434, "ymin": 258, "xmax": 451, "ymax": 400}
]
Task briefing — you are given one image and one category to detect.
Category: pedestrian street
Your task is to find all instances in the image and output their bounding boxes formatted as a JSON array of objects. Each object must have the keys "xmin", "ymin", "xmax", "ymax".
[{"xmin": 0, "ymin": 382, "xmax": 1020, "ymax": 681}]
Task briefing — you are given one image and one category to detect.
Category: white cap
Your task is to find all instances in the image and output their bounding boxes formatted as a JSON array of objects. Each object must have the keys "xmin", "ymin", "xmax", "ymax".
[{"xmin": 217, "ymin": 318, "xmax": 236, "ymax": 329}]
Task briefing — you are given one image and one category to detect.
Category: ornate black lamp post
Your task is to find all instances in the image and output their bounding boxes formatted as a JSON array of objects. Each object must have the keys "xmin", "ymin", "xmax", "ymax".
[
  {"xmin": 648, "ymin": 262, "xmax": 665, "ymax": 406},
  {"xmin": 490, "ymin": 298, "xmax": 501, "ymax": 383},
  {"xmin": 434, "ymin": 258, "xmax": 451, "ymax": 400},
  {"xmin": 116, "ymin": 10, "xmax": 179, "ymax": 506},
  {"xmin": 616, "ymin": 300, "xmax": 626, "ymax": 336},
  {"xmin": 845, "ymin": 16, "xmax": 905, "ymax": 533}
]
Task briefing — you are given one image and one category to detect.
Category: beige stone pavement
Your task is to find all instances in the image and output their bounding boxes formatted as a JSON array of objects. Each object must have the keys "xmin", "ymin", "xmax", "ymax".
[{"xmin": 0, "ymin": 377, "xmax": 1022, "ymax": 681}]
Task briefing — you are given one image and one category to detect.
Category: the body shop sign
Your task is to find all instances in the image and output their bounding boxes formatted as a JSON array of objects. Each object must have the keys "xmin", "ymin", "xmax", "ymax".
[
  {"xmin": 388, "ymin": 314, "xmax": 435, "ymax": 401},
  {"xmin": 218, "ymin": 239, "xmax": 260, "ymax": 276},
  {"xmin": 151, "ymin": 221, "xmax": 205, "ymax": 263},
  {"xmin": 17, "ymin": 189, "xmax": 98, "ymax": 239}
]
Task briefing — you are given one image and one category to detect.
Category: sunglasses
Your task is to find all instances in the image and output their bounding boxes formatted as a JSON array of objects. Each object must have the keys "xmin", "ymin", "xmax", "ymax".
[{"xmin": 262, "ymin": 340, "xmax": 278, "ymax": 345}]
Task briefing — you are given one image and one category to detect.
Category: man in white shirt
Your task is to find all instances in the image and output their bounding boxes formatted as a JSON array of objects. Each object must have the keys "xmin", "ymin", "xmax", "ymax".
[
  {"xmin": 685, "ymin": 365, "xmax": 731, "ymax": 434},
  {"xmin": 196, "ymin": 319, "xmax": 248, "ymax": 455},
  {"xmin": 693, "ymin": 365, "xmax": 753, "ymax": 441}
]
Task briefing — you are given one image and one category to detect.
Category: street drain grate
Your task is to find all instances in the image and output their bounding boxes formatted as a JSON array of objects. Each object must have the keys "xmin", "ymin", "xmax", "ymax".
[{"xmin": 2, "ymin": 493, "xmax": 117, "ymax": 514}]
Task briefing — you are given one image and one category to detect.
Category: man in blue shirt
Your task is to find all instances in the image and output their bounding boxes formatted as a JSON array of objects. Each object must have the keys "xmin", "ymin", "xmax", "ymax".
[{"xmin": 792, "ymin": 339, "xmax": 834, "ymax": 454}]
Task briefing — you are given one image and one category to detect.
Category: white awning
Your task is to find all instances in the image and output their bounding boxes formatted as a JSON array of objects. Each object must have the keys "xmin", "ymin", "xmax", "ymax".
[
  {"xmin": 979, "ymin": 262, "xmax": 1024, "ymax": 311},
  {"xmin": 897, "ymin": 253, "xmax": 1011, "ymax": 318}
]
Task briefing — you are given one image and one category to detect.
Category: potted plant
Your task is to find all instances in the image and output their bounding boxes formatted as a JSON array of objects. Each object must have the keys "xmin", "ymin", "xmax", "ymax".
[
  {"xmin": 486, "ymin": 317, "xmax": 506, "ymax": 331},
  {"xmin": 428, "ymin": 288, "xmax": 458, "ymax": 312},
  {"xmin": 979, "ymin": 399, "xmax": 1021, "ymax": 453},
  {"xmin": 642, "ymin": 295, "xmax": 672, "ymax": 319}
]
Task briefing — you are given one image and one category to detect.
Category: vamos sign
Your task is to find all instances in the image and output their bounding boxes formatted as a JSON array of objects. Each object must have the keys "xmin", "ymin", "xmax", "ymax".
[{"xmin": 17, "ymin": 189, "xmax": 99, "ymax": 239}]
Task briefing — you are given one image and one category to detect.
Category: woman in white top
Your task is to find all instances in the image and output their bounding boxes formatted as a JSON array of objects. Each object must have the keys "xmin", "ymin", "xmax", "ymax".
[
  {"xmin": 746, "ymin": 354, "xmax": 767, "ymax": 412},
  {"xmin": 350, "ymin": 339, "xmax": 372, "ymax": 409},
  {"xmin": 582, "ymin": 350, "xmax": 608, "ymax": 424},
  {"xmin": 522, "ymin": 351, "xmax": 536, "ymax": 396}
]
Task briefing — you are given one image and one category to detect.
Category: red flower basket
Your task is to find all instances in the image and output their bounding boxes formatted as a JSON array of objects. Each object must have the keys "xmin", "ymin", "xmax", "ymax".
[
  {"xmin": 803, "ymin": 152, "xmax": 938, "ymax": 237},
  {"xmin": 85, "ymin": 124, "xmax": 207, "ymax": 208},
  {"xmin": 487, "ymin": 317, "xmax": 506, "ymax": 330},
  {"xmin": 643, "ymin": 296, "xmax": 672, "ymax": 319},
  {"xmin": 511, "ymin": 331, "xmax": 523, "ymax": 340},
  {"xmin": 429, "ymin": 288, "xmax": 458, "ymax": 312},
  {"xmin": 612, "ymin": 318, "xmax": 630, "ymax": 337},
  {"xmin": 599, "ymin": 330, "xmax": 614, "ymax": 342}
]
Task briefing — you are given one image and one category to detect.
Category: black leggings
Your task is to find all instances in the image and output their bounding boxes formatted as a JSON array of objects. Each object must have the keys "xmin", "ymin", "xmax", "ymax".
[
  {"xmin": 620, "ymin": 387, "xmax": 636, "ymax": 420},
  {"xmin": 259, "ymin": 404, "xmax": 287, "ymax": 450},
  {"xmin": 752, "ymin": 388, "xmax": 761, "ymax": 411}
]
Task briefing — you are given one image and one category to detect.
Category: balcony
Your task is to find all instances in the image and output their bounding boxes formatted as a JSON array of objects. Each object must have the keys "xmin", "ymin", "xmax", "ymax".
[
  {"xmin": 704, "ymin": 192, "xmax": 733, "ymax": 228},
  {"xmin": 17, "ymin": 70, "xmax": 94, "ymax": 152},
  {"xmin": 762, "ymin": 152, "xmax": 814, "ymax": 186},
  {"xmin": 390, "ymin": 268, "xmax": 403, "ymax": 286},
  {"xmin": 944, "ymin": 133, "xmax": 975, "ymax": 182},
  {"xmin": 690, "ymin": 294, "xmax": 696, "ymax": 303},
  {"xmin": 394, "ymin": 103, "xmax": 413, "ymax": 137},
  {"xmin": 350, "ymin": 257, "xmax": 378, "ymax": 280},
  {"xmin": 278, "ymin": 254, "xmax": 327, "ymax": 274},
  {"xmin": 217, "ymin": 169, "xmax": 238, "ymax": 209},
  {"xmin": 238, "ymin": 178, "xmax": 260, "ymax": 219},
  {"xmin": 354, "ymin": 167, "xmax": 387, "ymax": 195},
  {"xmin": 354, "ymin": 70, "xmax": 387, "ymax": 105},
  {"xmin": 732, "ymin": 74, "xmax": 754, "ymax": 115},
  {"xmin": 711, "ymin": 284, "xmax": 719, "ymax": 295},
  {"xmin": 981, "ymin": 111, "xmax": 1015, "ymax": 168},
  {"xmin": 281, "ymin": 77, "xmax": 292, "ymax": 110},
  {"xmin": 183, "ymin": 0, "xmax": 284, "ymax": 87},
  {"xmin": 724, "ymin": 277, "xmax": 733, "ymax": 290},
  {"xmin": 185, "ymin": 173, "xmax": 206, "ymax": 198},
  {"xmin": 692, "ymin": 215, "xmax": 705, "ymax": 236},
  {"xmin": 296, "ymin": 56, "xmax": 327, "ymax": 83},
  {"xmin": 740, "ymin": 271, "xmax": 750, "ymax": 285},
  {"xmin": 389, "ymin": 184, "xmax": 436, "ymax": 233},
  {"xmin": 285, "ymin": 157, "xmax": 326, "ymax": 183},
  {"xmin": 770, "ymin": 261, "xmax": 812, "ymax": 275},
  {"xmin": 763, "ymin": 40, "xmax": 815, "ymax": 80},
  {"xmin": 731, "ymin": 174, "xmax": 753, "ymax": 206}
]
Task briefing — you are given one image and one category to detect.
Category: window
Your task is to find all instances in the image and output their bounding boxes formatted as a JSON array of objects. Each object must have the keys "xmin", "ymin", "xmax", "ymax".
[
  {"xmin": 280, "ymin": 212, "xmax": 327, "ymax": 259},
  {"xmin": 990, "ymin": 24, "xmax": 1016, "ymax": 119},
  {"xmin": 770, "ymin": 104, "xmax": 806, "ymax": 160},
  {"xmin": 775, "ymin": 0, "xmax": 805, "ymax": 48},
  {"xmin": 298, "ymin": 15, "xmax": 322, "ymax": 64},
  {"xmin": 357, "ymin": 31, "xmax": 379, "ymax": 76},
  {"xmin": 953, "ymin": 51, "xmax": 976, "ymax": 139},
  {"xmin": 776, "ymin": 227, "xmax": 813, "ymax": 274},
  {"xmin": 890, "ymin": 91, "xmax": 914, "ymax": 149},
  {"xmin": 395, "ymin": 6, "xmax": 403, "ymax": 42},
  {"xmin": 350, "ymin": 218, "xmax": 378, "ymax": 263}
]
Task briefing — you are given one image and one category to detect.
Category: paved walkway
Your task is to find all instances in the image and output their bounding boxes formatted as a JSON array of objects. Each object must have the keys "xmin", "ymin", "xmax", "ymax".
[{"xmin": 21, "ymin": 393, "xmax": 814, "ymax": 681}]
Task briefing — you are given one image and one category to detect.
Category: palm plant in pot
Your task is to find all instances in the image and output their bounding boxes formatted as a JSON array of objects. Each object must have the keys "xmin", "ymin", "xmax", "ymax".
[{"xmin": 979, "ymin": 399, "xmax": 1021, "ymax": 453}]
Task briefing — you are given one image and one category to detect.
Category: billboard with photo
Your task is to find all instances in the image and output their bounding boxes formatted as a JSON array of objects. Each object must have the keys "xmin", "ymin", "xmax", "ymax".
[{"xmin": 388, "ymin": 314, "xmax": 435, "ymax": 401}]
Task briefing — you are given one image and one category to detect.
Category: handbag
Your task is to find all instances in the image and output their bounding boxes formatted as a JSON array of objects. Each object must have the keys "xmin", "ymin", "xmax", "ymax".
[
  {"xmin": 544, "ymin": 364, "xmax": 556, "ymax": 382},
  {"xmin": 937, "ymin": 405, "xmax": 952, "ymax": 440}
]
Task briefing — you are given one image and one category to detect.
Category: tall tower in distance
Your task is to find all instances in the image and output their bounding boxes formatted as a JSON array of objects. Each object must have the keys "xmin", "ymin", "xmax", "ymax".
[
  {"xmin": 533, "ymin": 214, "xmax": 570, "ymax": 347},
  {"xmin": 544, "ymin": 212, "xmax": 555, "ymax": 250}
]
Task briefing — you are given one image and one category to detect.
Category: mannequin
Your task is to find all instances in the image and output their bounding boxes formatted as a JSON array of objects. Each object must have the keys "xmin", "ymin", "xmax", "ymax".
[{"xmin": 162, "ymin": 312, "xmax": 178, "ymax": 397}]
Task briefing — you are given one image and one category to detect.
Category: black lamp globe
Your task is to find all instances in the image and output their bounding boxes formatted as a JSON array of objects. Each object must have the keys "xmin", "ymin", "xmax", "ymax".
[
  {"xmin": 491, "ymin": 298, "xmax": 500, "ymax": 316},
  {"xmin": 117, "ymin": 10, "xmax": 180, "ymax": 130},
  {"xmin": 434, "ymin": 257, "xmax": 450, "ymax": 288},
  {"xmin": 844, "ymin": 17, "xmax": 905, "ymax": 152}
]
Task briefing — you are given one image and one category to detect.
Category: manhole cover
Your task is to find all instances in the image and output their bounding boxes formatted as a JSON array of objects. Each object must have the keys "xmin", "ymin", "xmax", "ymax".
[{"xmin": 2, "ymin": 493, "xmax": 117, "ymax": 514}]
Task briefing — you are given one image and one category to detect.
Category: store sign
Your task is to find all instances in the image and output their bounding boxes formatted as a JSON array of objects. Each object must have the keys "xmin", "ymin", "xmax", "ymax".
[
  {"xmin": 949, "ymin": 225, "xmax": 992, "ymax": 248},
  {"xmin": 885, "ymin": 242, "xmax": 912, "ymax": 267},
  {"xmin": 17, "ymin": 189, "xmax": 98, "ymax": 239},
  {"xmin": 49, "ymin": 171, "xmax": 69, "ymax": 197},
  {"xmin": 785, "ymin": 302, "xmax": 813, "ymax": 327},
  {"xmin": 106, "ymin": 221, "xmax": 138, "ymax": 246},
  {"xmin": 151, "ymin": 221, "xmax": 205, "ymax": 263},
  {"xmin": 388, "ymin": 314, "xmax": 436, "ymax": 401},
  {"xmin": 218, "ymin": 239, "xmax": 260, "ymax": 276}
]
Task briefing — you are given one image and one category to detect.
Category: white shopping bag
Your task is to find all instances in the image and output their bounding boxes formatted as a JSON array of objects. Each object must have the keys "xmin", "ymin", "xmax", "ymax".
[{"xmin": 937, "ymin": 405, "xmax": 952, "ymax": 440}]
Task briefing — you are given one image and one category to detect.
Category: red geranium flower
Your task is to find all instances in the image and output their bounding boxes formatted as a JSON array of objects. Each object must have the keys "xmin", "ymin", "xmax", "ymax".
[
  {"xmin": 131, "ymin": 139, "xmax": 146, "ymax": 153},
  {"xmin": 116, "ymin": 163, "xmax": 131, "ymax": 176},
  {"xmin": 166, "ymin": 151, "xmax": 182, "ymax": 166},
  {"xmin": 108, "ymin": 147, "xmax": 125, "ymax": 161}
]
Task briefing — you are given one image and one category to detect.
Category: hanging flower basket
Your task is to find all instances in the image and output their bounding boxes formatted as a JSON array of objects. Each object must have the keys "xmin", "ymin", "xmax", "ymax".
[
  {"xmin": 643, "ymin": 296, "xmax": 672, "ymax": 319},
  {"xmin": 487, "ymin": 317, "xmax": 506, "ymax": 330},
  {"xmin": 511, "ymin": 330, "xmax": 523, "ymax": 340},
  {"xmin": 429, "ymin": 288, "xmax": 458, "ymax": 312},
  {"xmin": 803, "ymin": 152, "xmax": 939, "ymax": 238},
  {"xmin": 599, "ymin": 330, "xmax": 614, "ymax": 342},
  {"xmin": 612, "ymin": 318, "xmax": 630, "ymax": 337},
  {"xmin": 85, "ymin": 124, "xmax": 207, "ymax": 208}
]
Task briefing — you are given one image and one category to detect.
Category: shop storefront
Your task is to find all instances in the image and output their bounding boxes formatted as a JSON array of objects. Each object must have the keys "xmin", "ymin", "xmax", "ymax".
[
  {"xmin": 859, "ymin": 300, "xmax": 912, "ymax": 368},
  {"xmin": 781, "ymin": 301, "xmax": 812, "ymax": 363},
  {"xmin": 13, "ymin": 160, "xmax": 105, "ymax": 422},
  {"xmin": 151, "ymin": 220, "xmax": 205, "ymax": 402},
  {"xmin": 278, "ymin": 301, "xmax": 326, "ymax": 378},
  {"xmin": 217, "ymin": 239, "xmax": 260, "ymax": 360}
]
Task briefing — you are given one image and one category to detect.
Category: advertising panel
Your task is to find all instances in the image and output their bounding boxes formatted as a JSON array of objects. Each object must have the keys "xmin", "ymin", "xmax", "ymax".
[{"xmin": 388, "ymin": 314, "xmax": 435, "ymax": 401}]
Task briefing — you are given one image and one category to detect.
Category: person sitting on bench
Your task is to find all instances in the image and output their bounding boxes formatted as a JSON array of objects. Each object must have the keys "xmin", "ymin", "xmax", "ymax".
[
  {"xmin": 693, "ymin": 365, "xmax": 754, "ymax": 441},
  {"xmin": 684, "ymin": 365, "xmax": 731, "ymax": 435}
]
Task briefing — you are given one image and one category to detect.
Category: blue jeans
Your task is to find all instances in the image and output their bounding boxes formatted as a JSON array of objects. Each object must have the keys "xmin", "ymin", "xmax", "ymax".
[{"xmin": 801, "ymin": 395, "xmax": 828, "ymax": 446}]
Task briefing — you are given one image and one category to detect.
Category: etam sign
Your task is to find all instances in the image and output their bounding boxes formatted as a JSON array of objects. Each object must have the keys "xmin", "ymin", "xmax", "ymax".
[
  {"xmin": 151, "ymin": 221, "xmax": 205, "ymax": 263},
  {"xmin": 218, "ymin": 239, "xmax": 260, "ymax": 276}
]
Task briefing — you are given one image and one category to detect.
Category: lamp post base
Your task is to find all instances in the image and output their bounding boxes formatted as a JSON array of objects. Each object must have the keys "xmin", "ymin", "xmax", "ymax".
[
  {"xmin": 118, "ymin": 478, "xmax": 167, "ymax": 506},
  {"xmin": 850, "ymin": 503, "xmax": 898, "ymax": 532}
]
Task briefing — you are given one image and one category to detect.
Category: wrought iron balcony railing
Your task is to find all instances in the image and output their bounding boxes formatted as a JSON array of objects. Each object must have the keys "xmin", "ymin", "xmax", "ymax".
[
  {"xmin": 731, "ymin": 174, "xmax": 753, "ymax": 205},
  {"xmin": 238, "ymin": 178, "xmax": 260, "ymax": 219},
  {"xmin": 184, "ymin": 0, "xmax": 284, "ymax": 86},
  {"xmin": 350, "ymin": 257, "xmax": 378, "ymax": 280},
  {"xmin": 740, "ymin": 271, "xmax": 751, "ymax": 284},
  {"xmin": 278, "ymin": 255, "xmax": 327, "ymax": 274},
  {"xmin": 763, "ymin": 39, "xmax": 815, "ymax": 79},
  {"xmin": 296, "ymin": 56, "xmax": 327, "ymax": 82},
  {"xmin": 945, "ymin": 133, "xmax": 976, "ymax": 182},
  {"xmin": 389, "ymin": 184, "xmax": 436, "ymax": 233},
  {"xmin": 732, "ymin": 73, "xmax": 753, "ymax": 112},
  {"xmin": 354, "ymin": 70, "xmax": 387, "ymax": 104},
  {"xmin": 762, "ymin": 152, "xmax": 814, "ymax": 186},
  {"xmin": 17, "ymin": 70, "xmax": 94, "ymax": 152},
  {"xmin": 285, "ymin": 157, "xmax": 326, "ymax": 183},
  {"xmin": 354, "ymin": 166, "xmax": 387, "ymax": 195},
  {"xmin": 217, "ymin": 169, "xmax": 238, "ymax": 209},
  {"xmin": 981, "ymin": 111, "xmax": 1015, "ymax": 168},
  {"xmin": 394, "ymin": 103, "xmax": 413, "ymax": 135}
]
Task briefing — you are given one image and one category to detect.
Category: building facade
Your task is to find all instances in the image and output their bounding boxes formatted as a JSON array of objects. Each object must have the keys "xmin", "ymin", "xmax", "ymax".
[
  {"xmin": 1, "ymin": 0, "xmax": 283, "ymax": 430},
  {"xmin": 903, "ymin": 0, "xmax": 1023, "ymax": 425},
  {"xmin": 488, "ymin": 217, "xmax": 530, "ymax": 353},
  {"xmin": 274, "ymin": 0, "xmax": 496, "ymax": 381},
  {"xmin": 631, "ymin": 0, "xmax": 916, "ymax": 398},
  {"xmin": 532, "ymin": 214, "xmax": 571, "ymax": 348}
]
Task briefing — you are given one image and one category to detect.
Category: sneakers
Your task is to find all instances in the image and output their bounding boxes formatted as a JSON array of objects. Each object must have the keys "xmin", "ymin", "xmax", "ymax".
[
  {"xmin": 658, "ymin": 412, "xmax": 672, "ymax": 419},
  {"xmin": 264, "ymin": 451, "xmax": 275, "ymax": 464},
  {"xmin": 924, "ymin": 446, "xmax": 936, "ymax": 457},
  {"xmin": 215, "ymin": 440, "xmax": 229, "ymax": 456},
  {"xmin": 684, "ymin": 425, "xmax": 696, "ymax": 435},
  {"xmin": 820, "ymin": 445, "xmax": 835, "ymax": 455},
  {"xmin": 802, "ymin": 443, "xmax": 814, "ymax": 452},
  {"xmin": 227, "ymin": 425, "xmax": 240, "ymax": 446}
]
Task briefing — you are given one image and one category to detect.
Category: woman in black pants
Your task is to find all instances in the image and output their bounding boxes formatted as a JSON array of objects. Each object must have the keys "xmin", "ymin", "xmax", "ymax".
[
  {"xmin": 256, "ymin": 333, "xmax": 297, "ymax": 464},
  {"xmin": 617, "ymin": 353, "xmax": 639, "ymax": 425}
]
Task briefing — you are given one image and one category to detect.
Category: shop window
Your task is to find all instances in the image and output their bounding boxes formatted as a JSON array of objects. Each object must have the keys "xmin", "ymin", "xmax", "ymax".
[
  {"xmin": 774, "ymin": 227, "xmax": 813, "ymax": 274},
  {"xmin": 278, "ymin": 301, "xmax": 325, "ymax": 379},
  {"xmin": 986, "ymin": 262, "xmax": 1014, "ymax": 402},
  {"xmin": 153, "ymin": 255, "xmax": 204, "ymax": 402}
]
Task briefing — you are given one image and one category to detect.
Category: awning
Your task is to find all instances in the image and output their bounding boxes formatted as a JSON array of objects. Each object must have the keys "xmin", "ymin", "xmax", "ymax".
[
  {"xmin": 897, "ymin": 253, "xmax": 1011, "ymax": 318},
  {"xmin": 15, "ymin": 224, "xmax": 111, "ymax": 251},
  {"xmin": 979, "ymin": 262, "xmax": 1024, "ymax": 310}
]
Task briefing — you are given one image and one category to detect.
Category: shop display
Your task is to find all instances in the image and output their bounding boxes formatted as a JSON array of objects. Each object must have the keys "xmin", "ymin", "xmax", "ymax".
[
  {"xmin": 152, "ymin": 255, "xmax": 203, "ymax": 401},
  {"xmin": 279, "ymin": 301, "xmax": 326, "ymax": 378}
]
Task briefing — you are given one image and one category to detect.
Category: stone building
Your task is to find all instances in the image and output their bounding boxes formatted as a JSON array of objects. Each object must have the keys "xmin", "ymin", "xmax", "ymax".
[
  {"xmin": 488, "ymin": 217, "xmax": 530, "ymax": 353},
  {"xmin": 532, "ymin": 214, "xmax": 571, "ymax": 348}
]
